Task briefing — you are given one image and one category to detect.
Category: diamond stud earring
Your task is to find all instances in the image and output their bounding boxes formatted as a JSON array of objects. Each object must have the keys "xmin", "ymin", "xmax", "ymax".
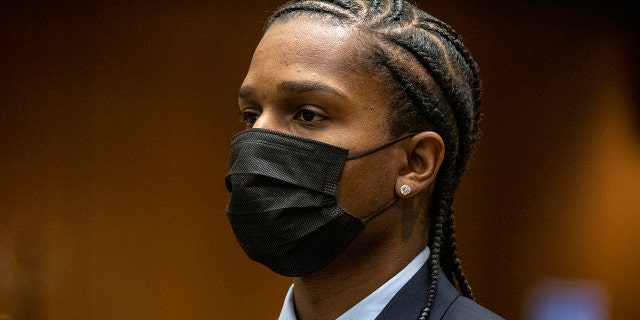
[{"xmin": 400, "ymin": 184, "xmax": 411, "ymax": 196}]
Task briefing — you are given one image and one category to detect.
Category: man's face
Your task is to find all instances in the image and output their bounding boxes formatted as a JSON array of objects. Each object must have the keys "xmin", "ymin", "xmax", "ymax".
[{"xmin": 237, "ymin": 16, "xmax": 405, "ymax": 224}]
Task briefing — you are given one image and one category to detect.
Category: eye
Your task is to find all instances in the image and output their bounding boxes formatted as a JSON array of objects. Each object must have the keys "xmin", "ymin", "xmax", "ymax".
[
  {"xmin": 240, "ymin": 109, "xmax": 261, "ymax": 127},
  {"xmin": 293, "ymin": 107, "xmax": 325, "ymax": 123}
]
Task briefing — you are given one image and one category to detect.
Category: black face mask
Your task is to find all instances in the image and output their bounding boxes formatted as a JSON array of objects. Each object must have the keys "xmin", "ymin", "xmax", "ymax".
[{"xmin": 225, "ymin": 128, "xmax": 414, "ymax": 277}]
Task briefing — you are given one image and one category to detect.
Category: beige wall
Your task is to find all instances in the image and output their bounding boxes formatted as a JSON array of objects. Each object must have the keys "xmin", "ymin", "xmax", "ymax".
[{"xmin": 1, "ymin": 1, "xmax": 638, "ymax": 319}]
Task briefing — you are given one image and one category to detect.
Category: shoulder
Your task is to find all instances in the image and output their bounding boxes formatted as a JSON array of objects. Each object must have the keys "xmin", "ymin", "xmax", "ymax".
[{"xmin": 442, "ymin": 296, "xmax": 504, "ymax": 320}]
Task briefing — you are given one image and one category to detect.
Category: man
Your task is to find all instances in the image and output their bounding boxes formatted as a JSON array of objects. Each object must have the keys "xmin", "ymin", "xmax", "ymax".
[{"xmin": 225, "ymin": 1, "xmax": 503, "ymax": 319}]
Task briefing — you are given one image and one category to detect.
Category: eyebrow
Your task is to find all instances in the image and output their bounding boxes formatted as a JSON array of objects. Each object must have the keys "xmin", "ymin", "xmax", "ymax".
[
  {"xmin": 277, "ymin": 80, "xmax": 346, "ymax": 98},
  {"xmin": 237, "ymin": 80, "xmax": 346, "ymax": 100},
  {"xmin": 238, "ymin": 85, "xmax": 255, "ymax": 100}
]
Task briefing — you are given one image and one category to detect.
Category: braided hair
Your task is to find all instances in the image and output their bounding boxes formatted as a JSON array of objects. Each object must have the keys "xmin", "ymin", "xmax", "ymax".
[{"xmin": 265, "ymin": 1, "xmax": 481, "ymax": 319}]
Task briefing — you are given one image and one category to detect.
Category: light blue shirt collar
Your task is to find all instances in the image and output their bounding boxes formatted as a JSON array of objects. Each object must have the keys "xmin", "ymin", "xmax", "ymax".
[{"xmin": 278, "ymin": 246, "xmax": 430, "ymax": 320}]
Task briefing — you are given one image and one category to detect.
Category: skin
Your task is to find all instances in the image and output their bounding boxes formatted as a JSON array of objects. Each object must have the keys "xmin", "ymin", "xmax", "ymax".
[{"xmin": 238, "ymin": 16, "xmax": 445, "ymax": 320}]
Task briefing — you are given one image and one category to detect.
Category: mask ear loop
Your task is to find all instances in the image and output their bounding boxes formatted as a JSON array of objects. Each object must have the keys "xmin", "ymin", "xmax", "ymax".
[
  {"xmin": 360, "ymin": 196, "xmax": 399, "ymax": 223},
  {"xmin": 346, "ymin": 133, "xmax": 418, "ymax": 160},
  {"xmin": 348, "ymin": 133, "xmax": 418, "ymax": 223}
]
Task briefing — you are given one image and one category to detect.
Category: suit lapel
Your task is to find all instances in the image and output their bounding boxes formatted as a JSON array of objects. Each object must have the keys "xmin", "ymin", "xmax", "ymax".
[{"xmin": 374, "ymin": 262, "xmax": 459, "ymax": 320}]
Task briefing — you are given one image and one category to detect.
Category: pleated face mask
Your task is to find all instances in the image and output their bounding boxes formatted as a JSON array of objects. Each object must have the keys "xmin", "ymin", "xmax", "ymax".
[{"xmin": 225, "ymin": 128, "xmax": 414, "ymax": 277}]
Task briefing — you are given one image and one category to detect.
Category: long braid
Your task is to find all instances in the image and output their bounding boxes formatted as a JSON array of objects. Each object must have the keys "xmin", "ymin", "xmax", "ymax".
[
  {"xmin": 383, "ymin": 21, "xmax": 478, "ymax": 311},
  {"xmin": 446, "ymin": 211, "xmax": 474, "ymax": 298},
  {"xmin": 388, "ymin": 9, "xmax": 480, "ymax": 304},
  {"xmin": 419, "ymin": 203, "xmax": 445, "ymax": 320},
  {"xmin": 265, "ymin": 1, "xmax": 481, "ymax": 319},
  {"xmin": 395, "ymin": 27, "xmax": 478, "ymax": 300},
  {"xmin": 414, "ymin": 13, "xmax": 481, "ymax": 300}
]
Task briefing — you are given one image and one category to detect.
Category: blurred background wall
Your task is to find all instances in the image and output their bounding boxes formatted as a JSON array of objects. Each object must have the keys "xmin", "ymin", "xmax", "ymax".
[{"xmin": 1, "ymin": 0, "xmax": 638, "ymax": 319}]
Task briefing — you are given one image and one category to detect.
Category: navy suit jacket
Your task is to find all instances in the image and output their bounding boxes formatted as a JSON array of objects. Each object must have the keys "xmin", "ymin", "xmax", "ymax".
[{"xmin": 374, "ymin": 262, "xmax": 503, "ymax": 320}]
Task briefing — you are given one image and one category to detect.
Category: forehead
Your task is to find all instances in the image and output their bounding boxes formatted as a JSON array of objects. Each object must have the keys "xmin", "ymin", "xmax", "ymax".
[
  {"xmin": 246, "ymin": 16, "xmax": 370, "ymax": 83},
  {"xmin": 263, "ymin": 16, "xmax": 353, "ymax": 54}
]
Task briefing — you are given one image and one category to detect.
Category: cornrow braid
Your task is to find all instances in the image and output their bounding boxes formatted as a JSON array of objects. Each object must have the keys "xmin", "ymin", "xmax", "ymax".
[
  {"xmin": 267, "ymin": 1, "xmax": 354, "ymax": 26},
  {"xmin": 265, "ymin": 1, "xmax": 481, "ymax": 319}
]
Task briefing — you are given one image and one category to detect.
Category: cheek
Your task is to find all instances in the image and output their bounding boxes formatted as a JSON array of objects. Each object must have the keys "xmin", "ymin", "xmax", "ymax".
[{"xmin": 336, "ymin": 153, "xmax": 398, "ymax": 218}]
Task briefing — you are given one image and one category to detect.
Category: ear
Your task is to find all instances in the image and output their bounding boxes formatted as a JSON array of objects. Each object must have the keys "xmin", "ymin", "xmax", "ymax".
[{"xmin": 395, "ymin": 131, "xmax": 445, "ymax": 198}]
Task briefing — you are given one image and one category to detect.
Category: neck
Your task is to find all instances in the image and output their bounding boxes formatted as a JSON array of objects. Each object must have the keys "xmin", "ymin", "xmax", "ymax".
[{"xmin": 291, "ymin": 210, "xmax": 428, "ymax": 320}]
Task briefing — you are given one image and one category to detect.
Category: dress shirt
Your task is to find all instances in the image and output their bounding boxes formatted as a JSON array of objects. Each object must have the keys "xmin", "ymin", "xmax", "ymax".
[{"xmin": 278, "ymin": 246, "xmax": 430, "ymax": 320}]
